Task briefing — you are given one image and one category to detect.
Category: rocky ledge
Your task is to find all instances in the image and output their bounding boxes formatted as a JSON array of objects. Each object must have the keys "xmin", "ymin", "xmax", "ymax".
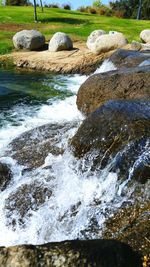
[
  {"xmin": 0, "ymin": 239, "xmax": 142, "ymax": 267},
  {"xmin": 0, "ymin": 42, "xmax": 126, "ymax": 75}
]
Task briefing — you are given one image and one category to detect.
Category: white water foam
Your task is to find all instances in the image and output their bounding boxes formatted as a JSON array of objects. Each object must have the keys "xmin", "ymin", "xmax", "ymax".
[
  {"xmin": 0, "ymin": 60, "xmax": 127, "ymax": 247},
  {"xmin": 94, "ymin": 59, "xmax": 117, "ymax": 74}
]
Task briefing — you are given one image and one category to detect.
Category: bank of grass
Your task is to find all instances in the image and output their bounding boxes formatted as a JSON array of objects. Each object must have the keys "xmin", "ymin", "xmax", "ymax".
[{"xmin": 0, "ymin": 6, "xmax": 150, "ymax": 54}]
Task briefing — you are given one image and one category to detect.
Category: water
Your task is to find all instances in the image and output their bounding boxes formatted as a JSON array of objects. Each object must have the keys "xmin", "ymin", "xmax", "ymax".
[{"xmin": 0, "ymin": 60, "xmax": 131, "ymax": 247}]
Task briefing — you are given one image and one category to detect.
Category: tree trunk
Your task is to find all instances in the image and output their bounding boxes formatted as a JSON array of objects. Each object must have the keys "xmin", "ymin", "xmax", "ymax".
[
  {"xmin": 40, "ymin": 0, "xmax": 43, "ymax": 12},
  {"xmin": 33, "ymin": 0, "xmax": 38, "ymax": 22},
  {"xmin": 137, "ymin": 0, "xmax": 142, "ymax": 20}
]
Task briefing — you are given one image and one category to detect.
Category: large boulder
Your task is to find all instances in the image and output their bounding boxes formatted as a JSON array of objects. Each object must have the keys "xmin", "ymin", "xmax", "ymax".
[
  {"xmin": 0, "ymin": 239, "xmax": 142, "ymax": 267},
  {"xmin": 71, "ymin": 100, "xmax": 150, "ymax": 183},
  {"xmin": 77, "ymin": 65, "xmax": 150, "ymax": 115},
  {"xmin": 109, "ymin": 49, "xmax": 150, "ymax": 69},
  {"xmin": 86, "ymin": 29, "xmax": 106, "ymax": 50},
  {"xmin": 140, "ymin": 29, "xmax": 150, "ymax": 43},
  {"xmin": 0, "ymin": 162, "xmax": 12, "ymax": 191},
  {"xmin": 13, "ymin": 30, "xmax": 45, "ymax": 50},
  {"xmin": 88, "ymin": 33, "xmax": 127, "ymax": 55},
  {"xmin": 48, "ymin": 32, "xmax": 73, "ymax": 52}
]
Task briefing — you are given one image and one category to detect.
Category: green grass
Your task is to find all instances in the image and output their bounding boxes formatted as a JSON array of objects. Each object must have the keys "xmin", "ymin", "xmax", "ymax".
[{"xmin": 0, "ymin": 6, "xmax": 150, "ymax": 55}]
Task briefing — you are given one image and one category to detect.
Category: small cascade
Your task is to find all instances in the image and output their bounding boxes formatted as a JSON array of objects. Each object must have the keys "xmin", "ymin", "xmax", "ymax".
[{"xmin": 0, "ymin": 60, "xmax": 148, "ymax": 247}]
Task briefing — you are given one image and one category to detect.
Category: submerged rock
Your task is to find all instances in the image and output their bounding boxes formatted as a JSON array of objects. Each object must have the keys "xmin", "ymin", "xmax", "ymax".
[
  {"xmin": 8, "ymin": 122, "xmax": 75, "ymax": 169},
  {"xmin": 71, "ymin": 100, "xmax": 150, "ymax": 182},
  {"xmin": 77, "ymin": 65, "xmax": 150, "ymax": 115},
  {"xmin": 0, "ymin": 162, "xmax": 12, "ymax": 191},
  {"xmin": 0, "ymin": 239, "xmax": 142, "ymax": 267},
  {"xmin": 13, "ymin": 30, "xmax": 45, "ymax": 50},
  {"xmin": 5, "ymin": 181, "xmax": 52, "ymax": 227}
]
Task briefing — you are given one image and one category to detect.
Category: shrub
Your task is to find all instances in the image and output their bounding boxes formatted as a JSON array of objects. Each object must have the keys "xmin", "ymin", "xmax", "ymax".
[
  {"xmin": 77, "ymin": 6, "xmax": 86, "ymax": 12},
  {"xmin": 114, "ymin": 10, "xmax": 125, "ymax": 18},
  {"xmin": 63, "ymin": 3, "xmax": 71, "ymax": 10},
  {"xmin": 48, "ymin": 3, "xmax": 59, "ymax": 8},
  {"xmin": 97, "ymin": 6, "xmax": 112, "ymax": 16},
  {"xmin": 88, "ymin": 7, "xmax": 97, "ymax": 14}
]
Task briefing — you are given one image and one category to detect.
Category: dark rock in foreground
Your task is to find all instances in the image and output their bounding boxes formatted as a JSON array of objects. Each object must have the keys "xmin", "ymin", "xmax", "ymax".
[
  {"xmin": 71, "ymin": 100, "xmax": 150, "ymax": 183},
  {"xmin": 0, "ymin": 162, "xmax": 12, "ymax": 191},
  {"xmin": 0, "ymin": 239, "xmax": 142, "ymax": 267},
  {"xmin": 77, "ymin": 65, "xmax": 150, "ymax": 115},
  {"xmin": 102, "ymin": 198, "xmax": 150, "ymax": 256}
]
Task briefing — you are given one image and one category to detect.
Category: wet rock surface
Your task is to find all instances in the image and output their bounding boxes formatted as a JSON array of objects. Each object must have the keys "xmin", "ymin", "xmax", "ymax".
[
  {"xmin": 7, "ymin": 122, "xmax": 76, "ymax": 169},
  {"xmin": 77, "ymin": 65, "xmax": 150, "ymax": 115},
  {"xmin": 71, "ymin": 100, "xmax": 150, "ymax": 182},
  {"xmin": 4, "ymin": 180, "xmax": 52, "ymax": 227},
  {"xmin": 109, "ymin": 49, "xmax": 150, "ymax": 68},
  {"xmin": 102, "ymin": 196, "xmax": 150, "ymax": 256},
  {"xmin": 0, "ymin": 239, "xmax": 142, "ymax": 267},
  {"xmin": 0, "ymin": 162, "xmax": 12, "ymax": 191}
]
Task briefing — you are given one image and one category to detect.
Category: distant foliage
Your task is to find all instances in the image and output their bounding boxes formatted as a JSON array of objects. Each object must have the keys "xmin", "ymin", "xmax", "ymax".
[
  {"xmin": 88, "ymin": 6, "xmax": 97, "ymax": 14},
  {"xmin": 92, "ymin": 0, "xmax": 102, "ymax": 8},
  {"xmin": 78, "ymin": 0, "xmax": 149, "ymax": 20},
  {"xmin": 110, "ymin": 0, "xmax": 150, "ymax": 20},
  {"xmin": 47, "ymin": 3, "xmax": 59, "ymax": 8},
  {"xmin": 6, "ymin": 0, "xmax": 28, "ymax": 5},
  {"xmin": 63, "ymin": 3, "xmax": 71, "ymax": 10}
]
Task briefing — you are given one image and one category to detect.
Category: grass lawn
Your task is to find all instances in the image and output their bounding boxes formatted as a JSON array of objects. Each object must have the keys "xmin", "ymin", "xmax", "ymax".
[{"xmin": 0, "ymin": 6, "xmax": 150, "ymax": 55}]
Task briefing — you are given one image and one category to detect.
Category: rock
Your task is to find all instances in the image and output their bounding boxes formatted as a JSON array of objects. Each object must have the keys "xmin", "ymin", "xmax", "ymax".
[
  {"xmin": 109, "ymin": 49, "xmax": 150, "ymax": 68},
  {"xmin": 109, "ymin": 31, "xmax": 120, "ymax": 35},
  {"xmin": 0, "ymin": 239, "xmax": 142, "ymax": 267},
  {"xmin": 77, "ymin": 65, "xmax": 150, "ymax": 115},
  {"xmin": 86, "ymin": 29, "xmax": 106, "ymax": 50},
  {"xmin": 71, "ymin": 100, "xmax": 150, "ymax": 182},
  {"xmin": 102, "ymin": 199, "xmax": 150, "ymax": 256},
  {"xmin": 5, "ymin": 181, "xmax": 52, "ymax": 227},
  {"xmin": 131, "ymin": 41, "xmax": 142, "ymax": 51},
  {"xmin": 140, "ymin": 29, "xmax": 150, "ymax": 43},
  {"xmin": 8, "ymin": 122, "xmax": 75, "ymax": 169},
  {"xmin": 0, "ymin": 162, "xmax": 12, "ymax": 191},
  {"xmin": 131, "ymin": 41, "xmax": 150, "ymax": 51},
  {"xmin": 89, "ymin": 33, "xmax": 127, "ymax": 55},
  {"xmin": 13, "ymin": 30, "xmax": 45, "ymax": 50},
  {"xmin": 48, "ymin": 32, "xmax": 73, "ymax": 52}
]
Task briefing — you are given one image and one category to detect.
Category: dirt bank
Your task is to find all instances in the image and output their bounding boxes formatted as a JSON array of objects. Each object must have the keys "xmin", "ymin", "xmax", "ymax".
[{"xmin": 0, "ymin": 42, "xmax": 119, "ymax": 74}]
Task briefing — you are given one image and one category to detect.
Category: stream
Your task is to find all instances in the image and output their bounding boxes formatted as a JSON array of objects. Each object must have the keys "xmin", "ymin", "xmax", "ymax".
[{"xmin": 0, "ymin": 60, "xmax": 134, "ymax": 247}]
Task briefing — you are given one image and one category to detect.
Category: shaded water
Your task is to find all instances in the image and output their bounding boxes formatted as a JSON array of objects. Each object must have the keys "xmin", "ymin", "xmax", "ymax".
[{"xmin": 0, "ymin": 61, "xmax": 131, "ymax": 246}]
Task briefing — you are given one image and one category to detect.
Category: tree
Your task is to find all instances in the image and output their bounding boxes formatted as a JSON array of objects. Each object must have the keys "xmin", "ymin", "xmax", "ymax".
[
  {"xmin": 137, "ymin": 0, "xmax": 142, "ymax": 19},
  {"xmin": 39, "ymin": 0, "xmax": 43, "ymax": 12},
  {"xmin": 109, "ymin": 0, "xmax": 149, "ymax": 19},
  {"xmin": 93, "ymin": 0, "xmax": 102, "ymax": 8},
  {"xmin": 6, "ymin": 0, "xmax": 28, "ymax": 5},
  {"xmin": 33, "ymin": 0, "xmax": 38, "ymax": 22}
]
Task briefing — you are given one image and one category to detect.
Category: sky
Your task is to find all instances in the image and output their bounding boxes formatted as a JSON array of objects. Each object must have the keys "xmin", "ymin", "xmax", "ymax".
[{"xmin": 46, "ymin": 0, "xmax": 109, "ymax": 10}]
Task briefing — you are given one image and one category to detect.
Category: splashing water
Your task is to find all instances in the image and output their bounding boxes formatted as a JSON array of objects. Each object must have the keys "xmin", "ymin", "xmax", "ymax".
[{"xmin": 0, "ymin": 61, "xmax": 132, "ymax": 247}]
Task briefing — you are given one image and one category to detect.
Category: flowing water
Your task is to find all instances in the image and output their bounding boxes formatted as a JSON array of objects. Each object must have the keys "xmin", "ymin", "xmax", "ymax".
[{"xmin": 0, "ymin": 60, "xmax": 132, "ymax": 247}]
